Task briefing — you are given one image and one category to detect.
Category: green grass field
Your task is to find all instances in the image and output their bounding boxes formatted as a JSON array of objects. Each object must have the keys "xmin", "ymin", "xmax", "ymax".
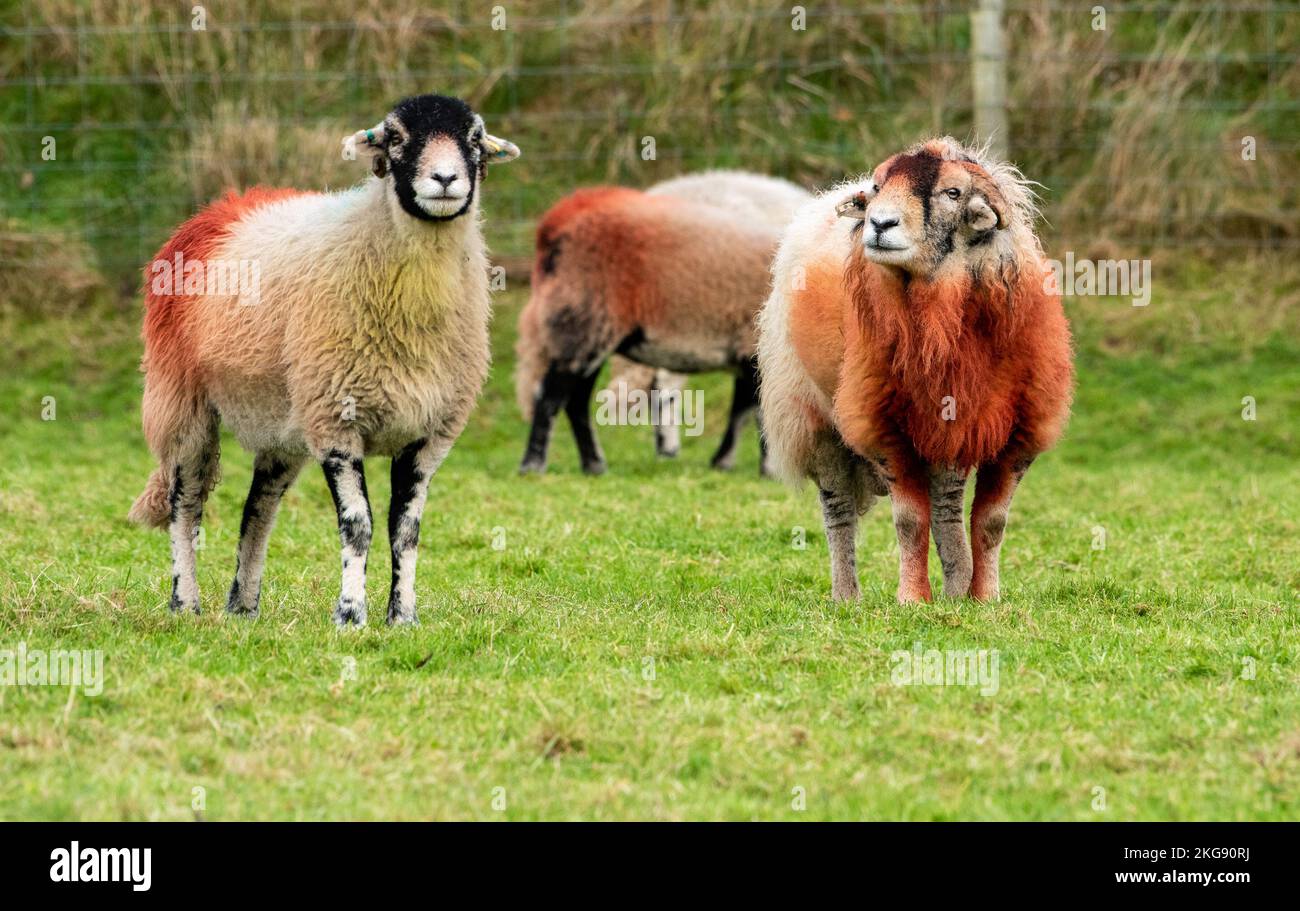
[{"xmin": 1, "ymin": 263, "xmax": 1298, "ymax": 821}]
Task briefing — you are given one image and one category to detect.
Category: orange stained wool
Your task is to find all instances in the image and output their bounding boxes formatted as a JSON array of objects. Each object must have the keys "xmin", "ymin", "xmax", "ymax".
[
  {"xmin": 141, "ymin": 186, "xmax": 313, "ymax": 383},
  {"xmin": 532, "ymin": 186, "xmax": 697, "ymax": 331},
  {"xmin": 787, "ymin": 258, "xmax": 849, "ymax": 398},
  {"xmin": 840, "ymin": 248, "xmax": 1073, "ymax": 471}
]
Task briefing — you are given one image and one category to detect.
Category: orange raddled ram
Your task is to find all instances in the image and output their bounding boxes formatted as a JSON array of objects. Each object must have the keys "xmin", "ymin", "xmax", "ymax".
[{"xmin": 757, "ymin": 138, "xmax": 1074, "ymax": 603}]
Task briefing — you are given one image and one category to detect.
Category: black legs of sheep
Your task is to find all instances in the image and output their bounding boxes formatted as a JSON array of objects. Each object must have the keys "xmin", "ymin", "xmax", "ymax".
[
  {"xmin": 520, "ymin": 365, "xmax": 606, "ymax": 476},
  {"xmin": 708, "ymin": 359, "xmax": 767, "ymax": 473},
  {"xmin": 518, "ymin": 358, "xmax": 767, "ymax": 476}
]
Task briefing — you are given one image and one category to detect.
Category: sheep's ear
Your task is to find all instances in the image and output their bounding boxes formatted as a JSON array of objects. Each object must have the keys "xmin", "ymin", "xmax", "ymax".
[
  {"xmin": 836, "ymin": 190, "xmax": 868, "ymax": 220},
  {"xmin": 482, "ymin": 133, "xmax": 520, "ymax": 164},
  {"xmin": 342, "ymin": 122, "xmax": 388, "ymax": 171},
  {"xmin": 967, "ymin": 177, "xmax": 1008, "ymax": 231}
]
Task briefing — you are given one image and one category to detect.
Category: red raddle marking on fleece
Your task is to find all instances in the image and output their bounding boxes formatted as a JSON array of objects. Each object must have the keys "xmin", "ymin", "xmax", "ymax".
[
  {"xmin": 533, "ymin": 186, "xmax": 687, "ymax": 332},
  {"xmin": 141, "ymin": 187, "xmax": 313, "ymax": 382},
  {"xmin": 842, "ymin": 248, "xmax": 1072, "ymax": 470}
]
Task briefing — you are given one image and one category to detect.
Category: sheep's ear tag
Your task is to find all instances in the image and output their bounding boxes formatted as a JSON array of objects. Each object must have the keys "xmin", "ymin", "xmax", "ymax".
[
  {"xmin": 482, "ymin": 134, "xmax": 521, "ymax": 163},
  {"xmin": 836, "ymin": 191, "xmax": 868, "ymax": 220}
]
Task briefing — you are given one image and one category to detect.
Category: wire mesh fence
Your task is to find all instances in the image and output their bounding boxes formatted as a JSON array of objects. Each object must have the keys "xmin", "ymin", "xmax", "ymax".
[{"xmin": 2, "ymin": 0, "xmax": 1297, "ymax": 288}]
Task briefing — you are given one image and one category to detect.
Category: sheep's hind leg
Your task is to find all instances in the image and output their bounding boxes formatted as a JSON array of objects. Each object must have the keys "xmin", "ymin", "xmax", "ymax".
[
  {"xmin": 166, "ymin": 416, "xmax": 221, "ymax": 614},
  {"xmin": 321, "ymin": 447, "xmax": 373, "ymax": 627},
  {"xmin": 225, "ymin": 452, "xmax": 304, "ymax": 617},
  {"xmin": 520, "ymin": 364, "xmax": 577, "ymax": 475},
  {"xmin": 563, "ymin": 367, "xmax": 607, "ymax": 475},
  {"xmin": 711, "ymin": 358, "xmax": 759, "ymax": 471},
  {"xmin": 812, "ymin": 436, "xmax": 875, "ymax": 601},
  {"xmin": 386, "ymin": 436, "xmax": 454, "ymax": 626},
  {"xmin": 929, "ymin": 465, "xmax": 972, "ymax": 598}
]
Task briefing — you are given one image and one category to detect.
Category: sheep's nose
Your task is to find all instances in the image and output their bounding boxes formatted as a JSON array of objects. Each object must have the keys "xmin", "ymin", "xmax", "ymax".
[
  {"xmin": 870, "ymin": 215, "xmax": 900, "ymax": 233},
  {"xmin": 431, "ymin": 172, "xmax": 457, "ymax": 188}
]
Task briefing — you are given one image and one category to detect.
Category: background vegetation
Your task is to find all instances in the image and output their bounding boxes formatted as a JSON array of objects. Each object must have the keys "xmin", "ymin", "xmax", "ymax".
[
  {"xmin": 0, "ymin": 1, "xmax": 1297, "ymax": 819},
  {"xmin": 2, "ymin": 0, "xmax": 1298, "ymax": 293}
]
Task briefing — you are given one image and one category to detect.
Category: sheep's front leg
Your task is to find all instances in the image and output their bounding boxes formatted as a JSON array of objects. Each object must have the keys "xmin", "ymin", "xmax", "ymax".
[
  {"xmin": 970, "ymin": 450, "xmax": 1035, "ymax": 602},
  {"xmin": 386, "ymin": 436, "xmax": 453, "ymax": 626},
  {"xmin": 929, "ymin": 465, "xmax": 972, "ymax": 598},
  {"xmin": 321, "ymin": 448, "xmax": 372, "ymax": 627},
  {"xmin": 226, "ymin": 452, "xmax": 304, "ymax": 617},
  {"xmin": 652, "ymin": 370, "xmax": 682, "ymax": 458},
  {"xmin": 875, "ymin": 451, "xmax": 933, "ymax": 603}
]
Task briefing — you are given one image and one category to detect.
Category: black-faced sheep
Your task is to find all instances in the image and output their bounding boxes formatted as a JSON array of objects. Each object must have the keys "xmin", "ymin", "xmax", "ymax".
[{"xmin": 128, "ymin": 94, "xmax": 519, "ymax": 627}]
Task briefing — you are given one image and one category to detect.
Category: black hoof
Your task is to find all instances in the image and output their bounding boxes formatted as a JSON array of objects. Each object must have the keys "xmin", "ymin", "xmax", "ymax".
[
  {"xmin": 386, "ymin": 594, "xmax": 419, "ymax": 627},
  {"xmin": 225, "ymin": 581, "xmax": 259, "ymax": 618},
  {"xmin": 168, "ymin": 597, "xmax": 201, "ymax": 615},
  {"xmin": 333, "ymin": 596, "xmax": 367, "ymax": 627}
]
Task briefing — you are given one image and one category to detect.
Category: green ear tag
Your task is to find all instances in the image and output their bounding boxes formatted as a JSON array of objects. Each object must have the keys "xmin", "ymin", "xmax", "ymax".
[{"xmin": 365, "ymin": 129, "xmax": 376, "ymax": 145}]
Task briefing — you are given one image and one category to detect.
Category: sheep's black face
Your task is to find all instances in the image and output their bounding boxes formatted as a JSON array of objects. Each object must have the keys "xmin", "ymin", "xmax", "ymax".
[{"xmin": 346, "ymin": 94, "xmax": 520, "ymax": 223}]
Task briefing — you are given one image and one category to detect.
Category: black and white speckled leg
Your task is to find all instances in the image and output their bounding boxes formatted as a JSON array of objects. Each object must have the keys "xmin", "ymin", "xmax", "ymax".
[
  {"xmin": 321, "ymin": 448, "xmax": 372, "ymax": 627},
  {"xmin": 225, "ymin": 451, "xmax": 304, "ymax": 617},
  {"xmin": 166, "ymin": 417, "xmax": 220, "ymax": 615},
  {"xmin": 386, "ymin": 436, "xmax": 454, "ymax": 626}
]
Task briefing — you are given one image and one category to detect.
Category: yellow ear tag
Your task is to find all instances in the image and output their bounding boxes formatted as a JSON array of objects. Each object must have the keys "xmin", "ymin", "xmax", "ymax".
[
  {"xmin": 836, "ymin": 191, "xmax": 868, "ymax": 219},
  {"xmin": 482, "ymin": 136, "xmax": 519, "ymax": 161}
]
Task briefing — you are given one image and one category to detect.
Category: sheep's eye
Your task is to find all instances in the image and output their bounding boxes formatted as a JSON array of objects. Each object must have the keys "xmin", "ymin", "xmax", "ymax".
[
  {"xmin": 871, "ymin": 183, "xmax": 880, "ymax": 194},
  {"xmin": 944, "ymin": 187, "xmax": 961, "ymax": 200}
]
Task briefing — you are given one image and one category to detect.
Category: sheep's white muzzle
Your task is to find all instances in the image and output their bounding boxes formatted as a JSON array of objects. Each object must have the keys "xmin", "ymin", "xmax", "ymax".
[
  {"xmin": 413, "ymin": 180, "xmax": 470, "ymax": 217},
  {"xmin": 863, "ymin": 233, "xmax": 912, "ymax": 265},
  {"xmin": 416, "ymin": 194, "xmax": 467, "ymax": 217}
]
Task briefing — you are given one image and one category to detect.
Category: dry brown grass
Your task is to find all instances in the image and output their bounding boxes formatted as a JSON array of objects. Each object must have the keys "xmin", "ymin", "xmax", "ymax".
[
  {"xmin": 3, "ymin": 0, "xmax": 1296, "ymax": 300},
  {"xmin": 0, "ymin": 219, "xmax": 107, "ymax": 315}
]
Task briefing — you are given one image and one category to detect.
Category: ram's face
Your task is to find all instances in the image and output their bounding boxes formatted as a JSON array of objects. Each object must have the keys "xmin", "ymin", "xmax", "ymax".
[
  {"xmin": 843, "ymin": 148, "xmax": 1008, "ymax": 276},
  {"xmin": 347, "ymin": 94, "xmax": 519, "ymax": 223}
]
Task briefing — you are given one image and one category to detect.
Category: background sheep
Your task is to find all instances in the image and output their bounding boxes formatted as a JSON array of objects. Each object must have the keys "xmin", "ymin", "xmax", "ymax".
[
  {"xmin": 757, "ymin": 138, "xmax": 1074, "ymax": 603},
  {"xmin": 514, "ymin": 170, "xmax": 809, "ymax": 475},
  {"xmin": 128, "ymin": 93, "xmax": 519, "ymax": 626}
]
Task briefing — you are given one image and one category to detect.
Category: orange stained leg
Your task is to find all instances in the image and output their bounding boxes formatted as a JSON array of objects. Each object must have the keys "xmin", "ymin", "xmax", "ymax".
[
  {"xmin": 969, "ymin": 449, "xmax": 1035, "ymax": 602},
  {"xmin": 881, "ymin": 447, "xmax": 933, "ymax": 604}
]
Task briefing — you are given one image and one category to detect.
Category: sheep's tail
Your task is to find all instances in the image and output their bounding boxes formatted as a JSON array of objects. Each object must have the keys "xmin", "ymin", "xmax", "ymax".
[
  {"xmin": 128, "ymin": 464, "xmax": 172, "ymax": 528},
  {"xmin": 514, "ymin": 290, "xmax": 551, "ymax": 423}
]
